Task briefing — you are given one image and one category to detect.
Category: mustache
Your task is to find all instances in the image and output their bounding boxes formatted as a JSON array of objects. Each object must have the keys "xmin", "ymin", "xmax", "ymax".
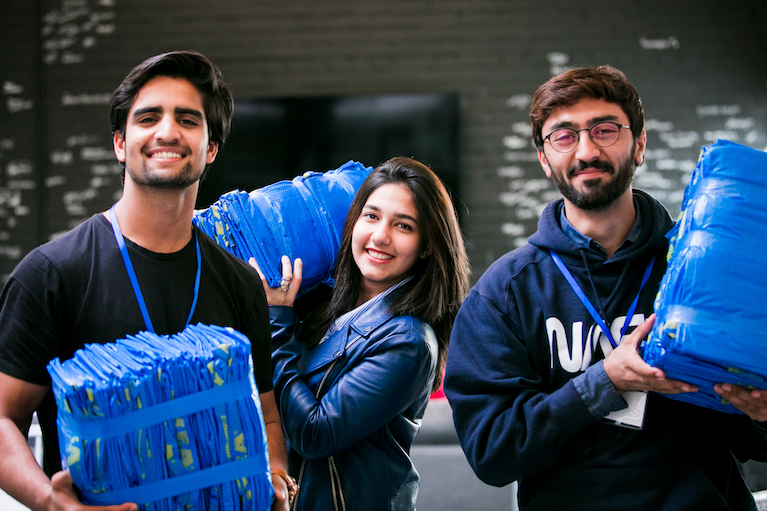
[{"xmin": 567, "ymin": 159, "xmax": 614, "ymax": 178}]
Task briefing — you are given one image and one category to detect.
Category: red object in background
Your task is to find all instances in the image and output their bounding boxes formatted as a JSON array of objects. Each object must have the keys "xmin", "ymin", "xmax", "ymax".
[{"xmin": 431, "ymin": 381, "xmax": 446, "ymax": 399}]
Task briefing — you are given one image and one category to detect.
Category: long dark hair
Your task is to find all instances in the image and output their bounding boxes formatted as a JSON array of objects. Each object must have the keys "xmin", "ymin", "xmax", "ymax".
[{"xmin": 307, "ymin": 157, "xmax": 470, "ymax": 392}]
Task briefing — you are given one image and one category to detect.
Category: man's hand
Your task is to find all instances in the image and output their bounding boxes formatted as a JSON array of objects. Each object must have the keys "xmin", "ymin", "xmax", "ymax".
[
  {"xmin": 49, "ymin": 469, "xmax": 137, "ymax": 511},
  {"xmin": 270, "ymin": 473, "xmax": 290, "ymax": 511},
  {"xmin": 714, "ymin": 384, "xmax": 767, "ymax": 422},
  {"xmin": 603, "ymin": 314, "xmax": 698, "ymax": 395}
]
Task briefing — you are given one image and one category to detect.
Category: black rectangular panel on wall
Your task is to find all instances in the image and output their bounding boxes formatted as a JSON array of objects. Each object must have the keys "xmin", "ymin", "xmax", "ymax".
[{"xmin": 196, "ymin": 93, "xmax": 461, "ymax": 211}]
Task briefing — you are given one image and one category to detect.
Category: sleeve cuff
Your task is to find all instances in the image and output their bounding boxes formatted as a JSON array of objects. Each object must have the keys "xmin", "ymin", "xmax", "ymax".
[{"xmin": 572, "ymin": 360, "xmax": 628, "ymax": 418}]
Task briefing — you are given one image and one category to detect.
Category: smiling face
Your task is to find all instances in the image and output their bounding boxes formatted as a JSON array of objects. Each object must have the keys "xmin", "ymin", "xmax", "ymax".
[
  {"xmin": 537, "ymin": 97, "xmax": 645, "ymax": 211},
  {"xmin": 113, "ymin": 76, "xmax": 219, "ymax": 190},
  {"xmin": 351, "ymin": 183, "xmax": 423, "ymax": 303}
]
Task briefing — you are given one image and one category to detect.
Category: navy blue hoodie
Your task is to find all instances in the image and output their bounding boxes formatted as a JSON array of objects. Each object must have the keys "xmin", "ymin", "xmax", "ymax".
[{"xmin": 445, "ymin": 190, "xmax": 767, "ymax": 511}]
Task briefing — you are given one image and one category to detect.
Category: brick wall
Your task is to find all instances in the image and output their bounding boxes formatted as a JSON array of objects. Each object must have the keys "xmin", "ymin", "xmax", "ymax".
[{"xmin": 1, "ymin": 0, "xmax": 766, "ymax": 282}]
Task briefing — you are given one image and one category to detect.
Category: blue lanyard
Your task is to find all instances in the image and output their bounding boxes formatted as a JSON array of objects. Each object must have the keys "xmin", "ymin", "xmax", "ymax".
[
  {"xmin": 109, "ymin": 205, "xmax": 201, "ymax": 333},
  {"xmin": 549, "ymin": 250, "xmax": 655, "ymax": 349}
]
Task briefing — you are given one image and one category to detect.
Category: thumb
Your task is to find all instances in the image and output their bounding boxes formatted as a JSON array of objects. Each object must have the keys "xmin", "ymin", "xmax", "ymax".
[
  {"xmin": 50, "ymin": 469, "xmax": 74, "ymax": 492},
  {"xmin": 621, "ymin": 313, "xmax": 655, "ymax": 348}
]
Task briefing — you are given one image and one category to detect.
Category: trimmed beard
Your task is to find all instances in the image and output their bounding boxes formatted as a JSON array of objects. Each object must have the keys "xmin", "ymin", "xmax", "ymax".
[
  {"xmin": 128, "ymin": 160, "xmax": 204, "ymax": 190},
  {"xmin": 548, "ymin": 145, "xmax": 636, "ymax": 212}
]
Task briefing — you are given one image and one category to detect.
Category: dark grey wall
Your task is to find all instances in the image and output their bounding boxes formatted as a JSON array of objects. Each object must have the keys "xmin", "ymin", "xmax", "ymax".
[{"xmin": 1, "ymin": 0, "xmax": 766, "ymax": 284}]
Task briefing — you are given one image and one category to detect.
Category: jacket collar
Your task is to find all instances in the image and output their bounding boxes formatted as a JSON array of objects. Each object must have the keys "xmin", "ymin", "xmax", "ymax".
[{"xmin": 303, "ymin": 278, "xmax": 410, "ymax": 373}]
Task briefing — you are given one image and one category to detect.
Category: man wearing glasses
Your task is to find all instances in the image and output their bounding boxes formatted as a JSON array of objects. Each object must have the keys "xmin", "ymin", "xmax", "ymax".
[{"xmin": 445, "ymin": 66, "xmax": 767, "ymax": 510}]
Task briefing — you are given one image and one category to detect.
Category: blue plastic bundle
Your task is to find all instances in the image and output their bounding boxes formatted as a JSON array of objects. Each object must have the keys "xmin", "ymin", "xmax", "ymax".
[
  {"xmin": 194, "ymin": 160, "xmax": 373, "ymax": 292},
  {"xmin": 643, "ymin": 140, "xmax": 767, "ymax": 413},
  {"xmin": 47, "ymin": 324, "xmax": 274, "ymax": 510}
]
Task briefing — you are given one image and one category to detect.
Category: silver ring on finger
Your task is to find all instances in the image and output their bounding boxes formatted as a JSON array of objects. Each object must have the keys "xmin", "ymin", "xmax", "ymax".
[{"xmin": 279, "ymin": 276, "xmax": 292, "ymax": 292}]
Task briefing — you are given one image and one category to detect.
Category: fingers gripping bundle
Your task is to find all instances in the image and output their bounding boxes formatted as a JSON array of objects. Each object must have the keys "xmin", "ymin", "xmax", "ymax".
[
  {"xmin": 194, "ymin": 160, "xmax": 373, "ymax": 292},
  {"xmin": 47, "ymin": 324, "xmax": 274, "ymax": 510},
  {"xmin": 643, "ymin": 140, "xmax": 767, "ymax": 413}
]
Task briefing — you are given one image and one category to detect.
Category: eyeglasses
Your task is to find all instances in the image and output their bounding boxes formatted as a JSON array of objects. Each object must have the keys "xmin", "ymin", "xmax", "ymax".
[{"xmin": 543, "ymin": 122, "xmax": 631, "ymax": 153}]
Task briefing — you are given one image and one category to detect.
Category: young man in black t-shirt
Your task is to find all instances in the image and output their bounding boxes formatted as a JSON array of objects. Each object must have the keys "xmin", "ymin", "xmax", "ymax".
[{"xmin": 0, "ymin": 51, "xmax": 292, "ymax": 511}]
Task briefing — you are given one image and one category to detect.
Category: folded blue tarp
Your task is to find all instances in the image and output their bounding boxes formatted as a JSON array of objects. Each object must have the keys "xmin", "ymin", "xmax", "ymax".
[
  {"xmin": 48, "ymin": 324, "xmax": 273, "ymax": 510},
  {"xmin": 643, "ymin": 140, "xmax": 767, "ymax": 413},
  {"xmin": 194, "ymin": 160, "xmax": 373, "ymax": 292}
]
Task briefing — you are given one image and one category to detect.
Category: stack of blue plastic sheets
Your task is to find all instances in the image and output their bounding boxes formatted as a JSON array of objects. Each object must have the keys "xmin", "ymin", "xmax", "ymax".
[
  {"xmin": 194, "ymin": 160, "xmax": 373, "ymax": 293},
  {"xmin": 643, "ymin": 140, "xmax": 767, "ymax": 413},
  {"xmin": 47, "ymin": 324, "xmax": 273, "ymax": 510}
]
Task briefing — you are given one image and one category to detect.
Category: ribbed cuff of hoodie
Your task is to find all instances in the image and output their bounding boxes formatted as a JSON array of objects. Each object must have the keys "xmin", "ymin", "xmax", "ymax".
[{"xmin": 572, "ymin": 360, "xmax": 628, "ymax": 419}]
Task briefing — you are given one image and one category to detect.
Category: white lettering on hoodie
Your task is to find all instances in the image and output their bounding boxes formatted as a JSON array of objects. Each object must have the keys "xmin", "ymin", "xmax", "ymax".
[{"xmin": 547, "ymin": 313, "xmax": 646, "ymax": 374}]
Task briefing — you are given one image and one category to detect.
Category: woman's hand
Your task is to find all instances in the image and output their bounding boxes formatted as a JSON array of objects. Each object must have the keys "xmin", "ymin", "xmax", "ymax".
[{"xmin": 249, "ymin": 255, "xmax": 303, "ymax": 307}]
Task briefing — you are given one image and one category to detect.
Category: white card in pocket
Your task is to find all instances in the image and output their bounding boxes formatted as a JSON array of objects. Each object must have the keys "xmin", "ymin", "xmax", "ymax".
[{"xmin": 603, "ymin": 390, "xmax": 647, "ymax": 430}]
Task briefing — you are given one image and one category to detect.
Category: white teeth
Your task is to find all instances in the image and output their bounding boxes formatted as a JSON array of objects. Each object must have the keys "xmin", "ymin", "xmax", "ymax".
[
  {"xmin": 151, "ymin": 151, "xmax": 183, "ymax": 159},
  {"xmin": 367, "ymin": 250, "xmax": 393, "ymax": 260}
]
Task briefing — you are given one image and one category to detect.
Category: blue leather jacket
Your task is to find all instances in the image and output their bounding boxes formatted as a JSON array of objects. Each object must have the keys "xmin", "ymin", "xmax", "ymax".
[{"xmin": 269, "ymin": 290, "xmax": 438, "ymax": 511}]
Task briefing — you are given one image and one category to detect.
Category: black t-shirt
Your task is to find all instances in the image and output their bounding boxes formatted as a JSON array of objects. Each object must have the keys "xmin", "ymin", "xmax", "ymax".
[{"xmin": 0, "ymin": 213, "xmax": 272, "ymax": 474}]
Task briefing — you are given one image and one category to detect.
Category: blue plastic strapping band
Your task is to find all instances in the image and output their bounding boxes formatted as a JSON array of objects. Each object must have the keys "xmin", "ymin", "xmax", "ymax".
[
  {"xmin": 81, "ymin": 455, "xmax": 264, "ymax": 506},
  {"xmin": 62, "ymin": 377, "xmax": 252, "ymax": 441}
]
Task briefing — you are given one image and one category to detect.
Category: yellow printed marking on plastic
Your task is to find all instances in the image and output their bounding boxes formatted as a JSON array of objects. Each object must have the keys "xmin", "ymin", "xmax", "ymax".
[
  {"xmin": 207, "ymin": 361, "xmax": 214, "ymax": 374},
  {"xmin": 87, "ymin": 388, "xmax": 94, "ymax": 402},
  {"xmin": 213, "ymin": 373, "xmax": 224, "ymax": 386},
  {"xmin": 241, "ymin": 477, "xmax": 252, "ymax": 499},
  {"xmin": 157, "ymin": 368, "xmax": 162, "ymax": 382},
  {"xmin": 177, "ymin": 431, "xmax": 190, "ymax": 445},
  {"xmin": 137, "ymin": 396, "xmax": 143, "ymax": 409},
  {"xmin": 234, "ymin": 433, "xmax": 247, "ymax": 453},
  {"xmin": 180, "ymin": 448, "xmax": 194, "ymax": 469},
  {"xmin": 124, "ymin": 388, "xmax": 130, "ymax": 401},
  {"xmin": 166, "ymin": 445, "xmax": 174, "ymax": 460},
  {"xmin": 220, "ymin": 415, "xmax": 231, "ymax": 458},
  {"xmin": 216, "ymin": 222, "xmax": 224, "ymax": 236},
  {"xmin": 67, "ymin": 442, "xmax": 81, "ymax": 466}
]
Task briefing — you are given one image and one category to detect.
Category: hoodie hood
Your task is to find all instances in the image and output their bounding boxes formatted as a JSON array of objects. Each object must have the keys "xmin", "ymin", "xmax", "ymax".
[{"xmin": 528, "ymin": 189, "xmax": 674, "ymax": 267}]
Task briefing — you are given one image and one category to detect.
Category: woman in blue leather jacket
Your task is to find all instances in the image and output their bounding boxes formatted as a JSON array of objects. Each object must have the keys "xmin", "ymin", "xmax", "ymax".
[{"xmin": 251, "ymin": 157, "xmax": 470, "ymax": 510}]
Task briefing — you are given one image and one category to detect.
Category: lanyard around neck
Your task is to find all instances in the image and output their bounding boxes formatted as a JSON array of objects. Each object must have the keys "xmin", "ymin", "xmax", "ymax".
[
  {"xmin": 109, "ymin": 205, "xmax": 201, "ymax": 333},
  {"xmin": 549, "ymin": 250, "xmax": 655, "ymax": 349}
]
